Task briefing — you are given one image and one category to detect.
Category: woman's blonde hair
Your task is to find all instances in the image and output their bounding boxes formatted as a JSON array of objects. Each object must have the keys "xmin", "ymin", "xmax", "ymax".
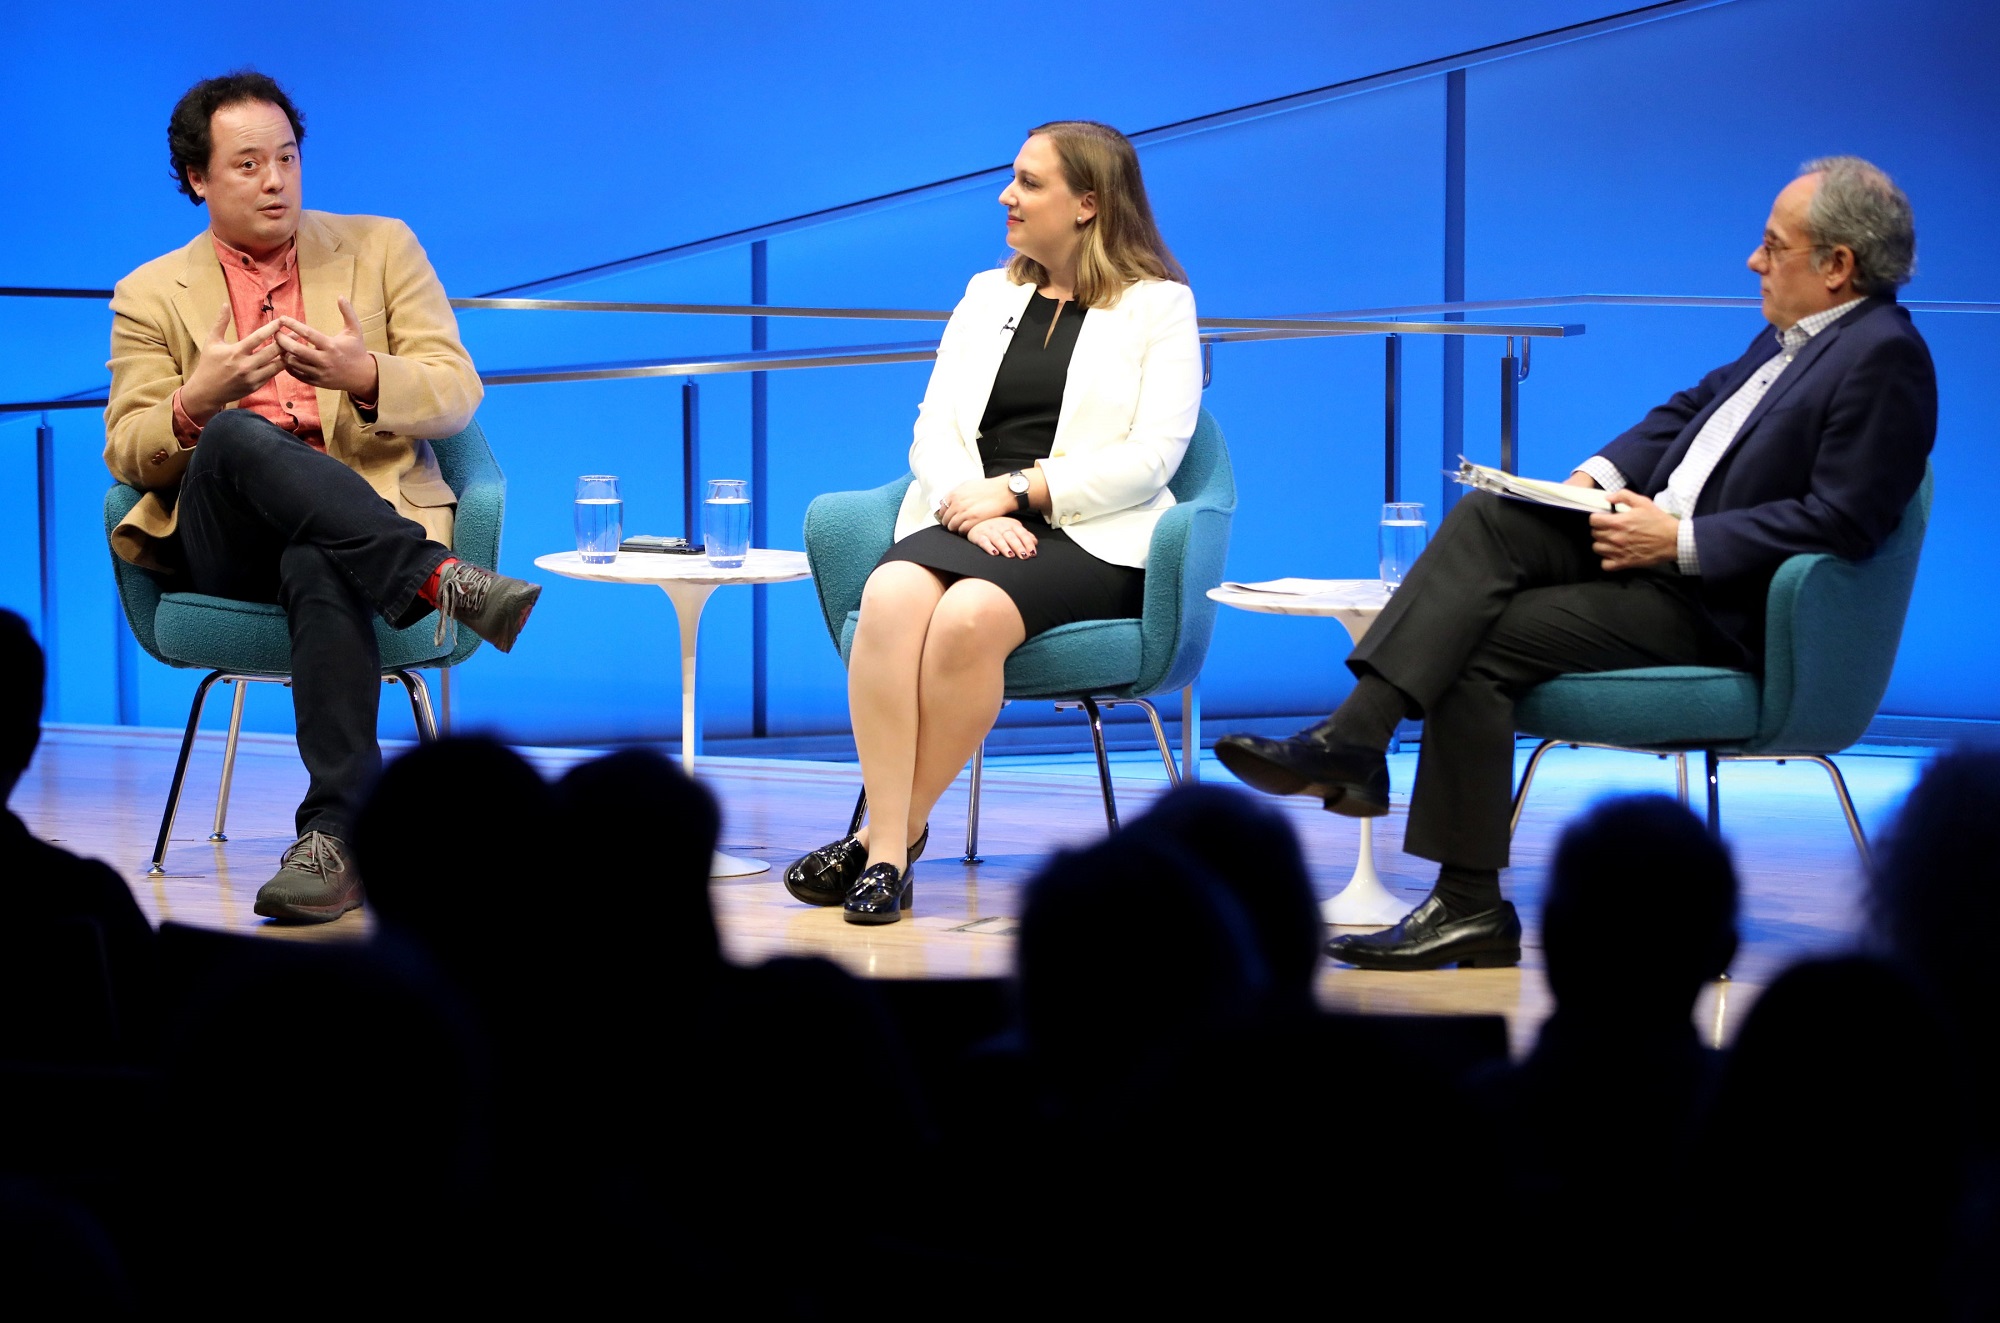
[{"xmin": 1005, "ymin": 120, "xmax": 1186, "ymax": 308}]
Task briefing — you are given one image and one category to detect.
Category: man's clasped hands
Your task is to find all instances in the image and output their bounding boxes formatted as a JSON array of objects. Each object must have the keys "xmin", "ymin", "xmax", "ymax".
[{"xmin": 178, "ymin": 297, "xmax": 380, "ymax": 427}]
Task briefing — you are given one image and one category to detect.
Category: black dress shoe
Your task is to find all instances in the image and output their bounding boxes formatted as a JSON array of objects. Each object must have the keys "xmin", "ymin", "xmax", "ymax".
[
  {"xmin": 843, "ymin": 862, "xmax": 913, "ymax": 925},
  {"xmin": 1213, "ymin": 722, "xmax": 1390, "ymax": 817},
  {"xmin": 1325, "ymin": 895, "xmax": 1522, "ymax": 970},
  {"xmin": 785, "ymin": 826, "xmax": 929, "ymax": 906}
]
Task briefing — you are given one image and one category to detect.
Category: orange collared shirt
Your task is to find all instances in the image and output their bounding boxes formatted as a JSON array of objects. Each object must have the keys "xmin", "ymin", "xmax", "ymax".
[{"xmin": 170, "ymin": 232, "xmax": 325, "ymax": 450}]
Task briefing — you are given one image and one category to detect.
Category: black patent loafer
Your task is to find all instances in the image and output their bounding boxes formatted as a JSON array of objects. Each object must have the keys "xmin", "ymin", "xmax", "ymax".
[
  {"xmin": 843, "ymin": 862, "xmax": 913, "ymax": 925},
  {"xmin": 784, "ymin": 835, "xmax": 868, "ymax": 906},
  {"xmin": 1213, "ymin": 724, "xmax": 1390, "ymax": 817},
  {"xmin": 1325, "ymin": 896, "xmax": 1522, "ymax": 970},
  {"xmin": 786, "ymin": 826, "xmax": 927, "ymax": 907}
]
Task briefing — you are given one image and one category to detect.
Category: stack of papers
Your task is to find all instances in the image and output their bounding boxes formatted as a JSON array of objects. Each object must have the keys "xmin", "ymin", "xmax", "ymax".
[
  {"xmin": 1453, "ymin": 458, "xmax": 1627, "ymax": 513},
  {"xmin": 1217, "ymin": 577, "xmax": 1348, "ymax": 596}
]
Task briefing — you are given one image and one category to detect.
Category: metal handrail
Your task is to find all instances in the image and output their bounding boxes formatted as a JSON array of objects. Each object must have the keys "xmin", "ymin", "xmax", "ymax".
[
  {"xmin": 1297, "ymin": 293, "xmax": 2000, "ymax": 318},
  {"xmin": 471, "ymin": 0, "xmax": 1736, "ymax": 297},
  {"xmin": 12, "ymin": 285, "xmax": 2000, "ymax": 317},
  {"xmin": 0, "ymin": 309, "xmax": 1586, "ymax": 415},
  {"xmin": 12, "ymin": 281, "xmax": 1999, "ymax": 415}
]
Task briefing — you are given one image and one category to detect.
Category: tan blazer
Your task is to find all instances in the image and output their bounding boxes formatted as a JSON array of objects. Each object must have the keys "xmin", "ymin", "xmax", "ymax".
[
  {"xmin": 105, "ymin": 210, "xmax": 482, "ymax": 571},
  {"xmin": 894, "ymin": 268, "xmax": 1203, "ymax": 569}
]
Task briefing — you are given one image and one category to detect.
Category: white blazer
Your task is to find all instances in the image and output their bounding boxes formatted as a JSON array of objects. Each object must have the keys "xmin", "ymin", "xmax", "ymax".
[{"xmin": 893, "ymin": 267, "xmax": 1203, "ymax": 569}]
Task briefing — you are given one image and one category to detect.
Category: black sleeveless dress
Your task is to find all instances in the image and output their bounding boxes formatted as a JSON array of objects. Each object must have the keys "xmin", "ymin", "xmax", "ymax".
[{"xmin": 877, "ymin": 290, "xmax": 1145, "ymax": 638}]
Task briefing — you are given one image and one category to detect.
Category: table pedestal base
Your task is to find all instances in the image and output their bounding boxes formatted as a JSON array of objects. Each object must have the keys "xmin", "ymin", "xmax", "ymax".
[
  {"xmin": 712, "ymin": 851, "xmax": 771, "ymax": 879},
  {"xmin": 532, "ymin": 551, "xmax": 814, "ymax": 891},
  {"xmin": 1320, "ymin": 818, "xmax": 1413, "ymax": 927}
]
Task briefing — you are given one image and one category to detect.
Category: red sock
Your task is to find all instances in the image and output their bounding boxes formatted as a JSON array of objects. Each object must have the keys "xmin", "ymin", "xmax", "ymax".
[{"xmin": 419, "ymin": 558, "xmax": 460, "ymax": 607}]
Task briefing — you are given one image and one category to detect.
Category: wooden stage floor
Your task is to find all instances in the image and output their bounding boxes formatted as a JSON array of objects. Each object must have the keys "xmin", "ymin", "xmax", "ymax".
[{"xmin": 15, "ymin": 725, "xmax": 1931, "ymax": 1055}]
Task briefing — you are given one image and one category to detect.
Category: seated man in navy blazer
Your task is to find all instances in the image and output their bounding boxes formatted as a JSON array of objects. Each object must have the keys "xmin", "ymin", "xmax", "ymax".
[{"xmin": 1218, "ymin": 156, "xmax": 1936, "ymax": 970}]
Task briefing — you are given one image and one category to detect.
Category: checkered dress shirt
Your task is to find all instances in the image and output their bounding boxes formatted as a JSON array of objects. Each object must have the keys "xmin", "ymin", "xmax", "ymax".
[{"xmin": 1576, "ymin": 297, "xmax": 1865, "ymax": 574}]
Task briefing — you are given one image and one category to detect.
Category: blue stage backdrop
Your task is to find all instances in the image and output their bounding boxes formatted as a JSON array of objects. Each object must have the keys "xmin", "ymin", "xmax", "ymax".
[{"xmin": 1, "ymin": 0, "xmax": 1993, "ymax": 748}]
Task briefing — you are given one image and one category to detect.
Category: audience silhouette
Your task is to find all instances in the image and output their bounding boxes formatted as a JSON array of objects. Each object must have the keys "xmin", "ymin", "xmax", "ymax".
[
  {"xmin": 1477, "ymin": 794, "xmax": 1738, "ymax": 1314},
  {"xmin": 0, "ymin": 610, "xmax": 155, "ymax": 1064},
  {"xmin": 1124, "ymin": 781, "xmax": 1323, "ymax": 1012},
  {"xmin": 1687, "ymin": 954, "xmax": 1967, "ymax": 1318},
  {"xmin": 7, "ymin": 694, "xmax": 1999, "ymax": 1313},
  {"xmin": 1867, "ymin": 747, "xmax": 2000, "ymax": 1125}
]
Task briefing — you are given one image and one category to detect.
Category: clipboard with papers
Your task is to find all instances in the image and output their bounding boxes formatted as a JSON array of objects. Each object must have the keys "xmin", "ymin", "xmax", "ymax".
[{"xmin": 1451, "ymin": 458, "xmax": 1630, "ymax": 513}]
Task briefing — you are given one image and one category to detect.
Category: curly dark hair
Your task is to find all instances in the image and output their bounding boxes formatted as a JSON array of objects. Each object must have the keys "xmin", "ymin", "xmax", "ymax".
[{"xmin": 167, "ymin": 70, "xmax": 306, "ymax": 204}]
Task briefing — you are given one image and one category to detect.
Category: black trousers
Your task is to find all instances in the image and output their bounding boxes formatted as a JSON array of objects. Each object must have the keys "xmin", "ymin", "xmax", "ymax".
[
  {"xmin": 1348, "ymin": 492, "xmax": 1746, "ymax": 871},
  {"xmin": 173, "ymin": 410, "xmax": 452, "ymax": 840}
]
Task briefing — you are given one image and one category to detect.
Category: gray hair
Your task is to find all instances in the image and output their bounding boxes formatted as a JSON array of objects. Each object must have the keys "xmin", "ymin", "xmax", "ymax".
[{"xmin": 1798, "ymin": 156, "xmax": 1916, "ymax": 294}]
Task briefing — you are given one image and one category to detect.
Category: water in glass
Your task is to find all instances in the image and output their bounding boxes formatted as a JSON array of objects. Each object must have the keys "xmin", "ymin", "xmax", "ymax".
[
  {"xmin": 1380, "ymin": 502, "xmax": 1429, "ymax": 592},
  {"xmin": 704, "ymin": 479, "xmax": 751, "ymax": 568},
  {"xmin": 576, "ymin": 475, "xmax": 622, "ymax": 564}
]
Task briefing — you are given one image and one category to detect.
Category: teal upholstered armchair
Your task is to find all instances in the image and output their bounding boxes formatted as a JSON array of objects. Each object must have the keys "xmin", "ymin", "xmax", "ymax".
[
  {"xmin": 804, "ymin": 408, "xmax": 1237, "ymax": 855},
  {"xmin": 105, "ymin": 420, "xmax": 506, "ymax": 875},
  {"xmin": 1509, "ymin": 468, "xmax": 1933, "ymax": 860}
]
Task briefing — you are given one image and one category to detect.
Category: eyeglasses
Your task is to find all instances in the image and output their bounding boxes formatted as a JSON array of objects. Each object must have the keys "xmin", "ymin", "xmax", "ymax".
[{"xmin": 1759, "ymin": 238, "xmax": 1820, "ymax": 264}]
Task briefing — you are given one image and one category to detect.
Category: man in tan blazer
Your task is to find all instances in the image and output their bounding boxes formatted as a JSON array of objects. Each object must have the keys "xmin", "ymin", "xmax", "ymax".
[{"xmin": 107, "ymin": 70, "xmax": 540, "ymax": 923}]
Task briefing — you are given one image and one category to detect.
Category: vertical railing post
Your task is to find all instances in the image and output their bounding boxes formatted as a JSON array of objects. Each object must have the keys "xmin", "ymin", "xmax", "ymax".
[
  {"xmin": 680, "ymin": 380, "xmax": 701, "ymax": 543},
  {"xmin": 113, "ymin": 597, "xmax": 138, "ymax": 725},
  {"xmin": 750, "ymin": 240, "xmax": 770, "ymax": 739},
  {"xmin": 1382, "ymin": 333, "xmax": 1402, "ymax": 504},
  {"xmin": 1499, "ymin": 336, "xmax": 1520, "ymax": 474},
  {"xmin": 1439, "ymin": 69, "xmax": 1467, "ymax": 514},
  {"xmin": 36, "ymin": 413, "xmax": 58, "ymax": 717}
]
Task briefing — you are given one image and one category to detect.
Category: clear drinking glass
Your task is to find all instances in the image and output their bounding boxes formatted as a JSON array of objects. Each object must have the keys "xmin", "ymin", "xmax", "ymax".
[
  {"xmin": 1379, "ymin": 501, "xmax": 1429, "ymax": 592},
  {"xmin": 575, "ymin": 475, "xmax": 622, "ymax": 563},
  {"xmin": 704, "ymin": 479, "xmax": 751, "ymax": 568}
]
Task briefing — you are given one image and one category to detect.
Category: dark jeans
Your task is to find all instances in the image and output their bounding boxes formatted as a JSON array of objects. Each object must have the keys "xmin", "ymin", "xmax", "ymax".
[
  {"xmin": 1348, "ymin": 492, "xmax": 1746, "ymax": 871},
  {"xmin": 174, "ymin": 410, "xmax": 451, "ymax": 839}
]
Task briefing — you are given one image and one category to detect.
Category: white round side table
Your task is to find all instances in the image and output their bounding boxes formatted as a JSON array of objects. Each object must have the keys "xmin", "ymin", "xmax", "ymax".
[
  {"xmin": 1206, "ymin": 579, "xmax": 1412, "ymax": 926},
  {"xmin": 536, "ymin": 548, "xmax": 812, "ymax": 878}
]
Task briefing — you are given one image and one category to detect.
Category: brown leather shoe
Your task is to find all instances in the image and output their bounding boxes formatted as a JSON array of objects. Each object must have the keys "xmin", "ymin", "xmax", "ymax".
[{"xmin": 253, "ymin": 832, "xmax": 363, "ymax": 924}]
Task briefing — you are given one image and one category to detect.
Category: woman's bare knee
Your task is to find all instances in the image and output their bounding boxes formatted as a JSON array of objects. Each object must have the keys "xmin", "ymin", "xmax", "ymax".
[
  {"xmin": 925, "ymin": 580, "xmax": 1025, "ymax": 666},
  {"xmin": 856, "ymin": 563, "xmax": 947, "ymax": 642}
]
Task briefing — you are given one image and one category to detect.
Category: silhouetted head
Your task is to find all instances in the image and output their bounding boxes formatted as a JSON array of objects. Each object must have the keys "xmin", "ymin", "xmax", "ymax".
[
  {"xmin": 1870, "ymin": 747, "xmax": 2000, "ymax": 1048},
  {"xmin": 353, "ymin": 736, "xmax": 557, "ymax": 984},
  {"xmin": 1543, "ymin": 794, "xmax": 1737, "ymax": 1021},
  {"xmin": 1016, "ymin": 833, "xmax": 1267, "ymax": 1107},
  {"xmin": 0, "ymin": 610, "xmax": 43, "ymax": 803},
  {"xmin": 554, "ymin": 749, "xmax": 722, "ymax": 969},
  {"xmin": 1126, "ymin": 783, "xmax": 1320, "ymax": 1011}
]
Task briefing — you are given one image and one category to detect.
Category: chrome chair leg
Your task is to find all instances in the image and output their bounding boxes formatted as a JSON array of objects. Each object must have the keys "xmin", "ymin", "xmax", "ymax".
[
  {"xmin": 1508, "ymin": 738, "xmax": 1561, "ymax": 837},
  {"xmin": 846, "ymin": 787, "xmax": 867, "ymax": 837},
  {"xmin": 208, "ymin": 678, "xmax": 248, "ymax": 842},
  {"xmin": 1675, "ymin": 752, "xmax": 1690, "ymax": 807},
  {"xmin": 963, "ymin": 742, "xmax": 985, "ymax": 863},
  {"xmin": 1129, "ymin": 697, "xmax": 1181, "ymax": 786},
  {"xmin": 1804, "ymin": 752, "xmax": 1873, "ymax": 864},
  {"xmin": 390, "ymin": 669, "xmax": 440, "ymax": 743},
  {"xmin": 1719, "ymin": 753, "xmax": 1870, "ymax": 865},
  {"xmin": 1705, "ymin": 749, "xmax": 1722, "ymax": 837},
  {"xmin": 152, "ymin": 670, "xmax": 228, "ymax": 876},
  {"xmin": 1080, "ymin": 695, "xmax": 1119, "ymax": 833},
  {"xmin": 1181, "ymin": 682, "xmax": 1200, "ymax": 783}
]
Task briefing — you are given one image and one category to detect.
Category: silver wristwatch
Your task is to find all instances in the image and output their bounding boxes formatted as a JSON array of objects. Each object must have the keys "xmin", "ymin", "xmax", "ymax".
[{"xmin": 1007, "ymin": 469, "xmax": 1031, "ymax": 513}]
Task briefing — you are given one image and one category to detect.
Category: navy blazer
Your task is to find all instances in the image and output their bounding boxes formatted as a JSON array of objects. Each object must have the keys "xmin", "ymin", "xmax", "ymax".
[{"xmin": 1596, "ymin": 296, "xmax": 1936, "ymax": 660}]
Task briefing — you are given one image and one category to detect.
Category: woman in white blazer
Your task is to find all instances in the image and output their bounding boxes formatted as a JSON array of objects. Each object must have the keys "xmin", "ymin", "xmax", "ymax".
[{"xmin": 785, "ymin": 120, "xmax": 1203, "ymax": 924}]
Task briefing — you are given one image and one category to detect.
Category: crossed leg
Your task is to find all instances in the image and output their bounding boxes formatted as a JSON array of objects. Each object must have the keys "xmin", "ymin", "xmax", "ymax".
[{"xmin": 846, "ymin": 564, "xmax": 1026, "ymax": 871}]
